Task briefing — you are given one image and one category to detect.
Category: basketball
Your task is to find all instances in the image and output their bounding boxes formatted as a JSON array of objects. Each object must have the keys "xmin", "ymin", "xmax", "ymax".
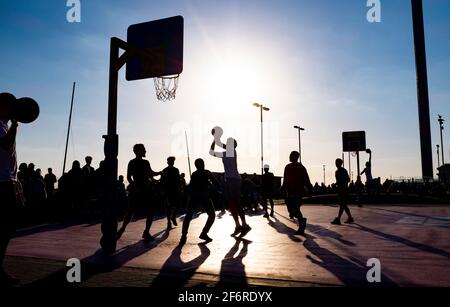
[
  {"xmin": 211, "ymin": 126, "xmax": 223, "ymax": 138},
  {"xmin": 13, "ymin": 97, "xmax": 40, "ymax": 124}
]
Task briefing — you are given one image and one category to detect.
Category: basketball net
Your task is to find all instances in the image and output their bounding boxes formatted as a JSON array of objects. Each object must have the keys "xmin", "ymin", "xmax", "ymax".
[{"xmin": 153, "ymin": 75, "xmax": 179, "ymax": 102}]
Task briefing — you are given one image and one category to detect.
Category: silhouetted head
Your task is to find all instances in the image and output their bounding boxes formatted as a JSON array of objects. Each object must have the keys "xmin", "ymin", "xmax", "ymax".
[
  {"xmin": 48, "ymin": 168, "xmax": 53, "ymax": 173},
  {"xmin": 28, "ymin": 163, "xmax": 35, "ymax": 172},
  {"xmin": 36, "ymin": 169, "xmax": 42, "ymax": 176},
  {"xmin": 289, "ymin": 151, "xmax": 300, "ymax": 163},
  {"xmin": 19, "ymin": 163, "xmax": 27, "ymax": 172},
  {"xmin": 72, "ymin": 160, "xmax": 81, "ymax": 170},
  {"xmin": 119, "ymin": 175, "xmax": 124, "ymax": 183},
  {"xmin": 167, "ymin": 156, "xmax": 176, "ymax": 166},
  {"xmin": 85, "ymin": 156, "xmax": 93, "ymax": 165},
  {"xmin": 335, "ymin": 158, "xmax": 343, "ymax": 168},
  {"xmin": 0, "ymin": 92, "xmax": 15, "ymax": 120},
  {"xmin": 194, "ymin": 158, "xmax": 205, "ymax": 170},
  {"xmin": 180, "ymin": 173, "xmax": 185, "ymax": 179},
  {"xmin": 133, "ymin": 144, "xmax": 146, "ymax": 158},
  {"xmin": 365, "ymin": 162, "xmax": 370, "ymax": 167},
  {"xmin": 264, "ymin": 164, "xmax": 270, "ymax": 173}
]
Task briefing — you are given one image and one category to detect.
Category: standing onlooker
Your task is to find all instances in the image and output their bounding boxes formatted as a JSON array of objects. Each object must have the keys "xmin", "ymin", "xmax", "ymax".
[
  {"xmin": 261, "ymin": 164, "xmax": 275, "ymax": 218},
  {"xmin": 44, "ymin": 168, "xmax": 57, "ymax": 199}
]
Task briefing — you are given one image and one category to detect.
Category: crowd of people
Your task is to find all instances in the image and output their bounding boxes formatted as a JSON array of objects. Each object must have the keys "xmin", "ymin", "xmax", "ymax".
[{"xmin": 10, "ymin": 155, "xmax": 449, "ymax": 227}]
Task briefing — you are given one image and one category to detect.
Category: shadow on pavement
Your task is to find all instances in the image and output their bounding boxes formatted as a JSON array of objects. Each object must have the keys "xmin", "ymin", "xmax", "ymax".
[
  {"xmin": 218, "ymin": 238, "xmax": 251, "ymax": 287},
  {"xmin": 24, "ymin": 229, "xmax": 171, "ymax": 287},
  {"xmin": 303, "ymin": 233, "xmax": 397, "ymax": 287},
  {"xmin": 267, "ymin": 216, "xmax": 302, "ymax": 243},
  {"xmin": 151, "ymin": 243, "xmax": 211, "ymax": 287},
  {"xmin": 351, "ymin": 223, "xmax": 450, "ymax": 259}
]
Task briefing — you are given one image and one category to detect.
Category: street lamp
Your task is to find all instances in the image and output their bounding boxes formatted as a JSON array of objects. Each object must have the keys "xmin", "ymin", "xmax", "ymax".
[
  {"xmin": 253, "ymin": 102, "xmax": 270, "ymax": 177},
  {"xmin": 293, "ymin": 125, "xmax": 305, "ymax": 164},
  {"xmin": 438, "ymin": 115, "xmax": 445, "ymax": 166}
]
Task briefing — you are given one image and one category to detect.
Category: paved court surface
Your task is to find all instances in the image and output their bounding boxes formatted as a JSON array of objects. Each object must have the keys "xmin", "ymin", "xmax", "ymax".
[{"xmin": 5, "ymin": 204, "xmax": 450, "ymax": 287}]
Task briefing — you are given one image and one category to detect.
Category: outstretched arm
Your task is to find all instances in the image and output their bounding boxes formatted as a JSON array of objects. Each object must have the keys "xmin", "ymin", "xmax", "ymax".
[
  {"xmin": 209, "ymin": 141, "xmax": 225, "ymax": 158},
  {"xmin": 149, "ymin": 166, "xmax": 162, "ymax": 178}
]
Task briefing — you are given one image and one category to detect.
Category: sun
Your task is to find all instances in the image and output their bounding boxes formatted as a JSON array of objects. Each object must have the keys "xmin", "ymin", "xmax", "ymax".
[{"xmin": 194, "ymin": 44, "xmax": 277, "ymax": 121}]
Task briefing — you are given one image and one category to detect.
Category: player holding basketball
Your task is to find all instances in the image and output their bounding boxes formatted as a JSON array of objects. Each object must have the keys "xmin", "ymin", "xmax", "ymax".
[
  {"xmin": 0, "ymin": 93, "xmax": 21, "ymax": 286},
  {"xmin": 210, "ymin": 127, "xmax": 251, "ymax": 237}
]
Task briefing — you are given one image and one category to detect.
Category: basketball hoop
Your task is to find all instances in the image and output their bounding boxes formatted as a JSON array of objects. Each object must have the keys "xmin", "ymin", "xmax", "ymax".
[{"xmin": 153, "ymin": 74, "xmax": 179, "ymax": 101}]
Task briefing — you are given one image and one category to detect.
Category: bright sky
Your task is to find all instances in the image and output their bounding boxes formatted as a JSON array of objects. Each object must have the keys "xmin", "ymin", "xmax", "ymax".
[{"xmin": 1, "ymin": 0, "xmax": 449, "ymax": 184}]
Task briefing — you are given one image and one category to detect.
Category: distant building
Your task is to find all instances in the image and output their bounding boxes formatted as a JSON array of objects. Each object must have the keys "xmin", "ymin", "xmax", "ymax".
[{"xmin": 437, "ymin": 164, "xmax": 450, "ymax": 183}]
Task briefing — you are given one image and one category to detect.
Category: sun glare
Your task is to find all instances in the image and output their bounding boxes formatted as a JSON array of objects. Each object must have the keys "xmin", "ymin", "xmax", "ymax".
[{"xmin": 195, "ymin": 44, "xmax": 279, "ymax": 120}]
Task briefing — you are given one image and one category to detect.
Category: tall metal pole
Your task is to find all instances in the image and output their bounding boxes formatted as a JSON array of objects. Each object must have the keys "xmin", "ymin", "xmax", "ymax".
[
  {"xmin": 101, "ymin": 38, "xmax": 121, "ymax": 254},
  {"xmin": 260, "ymin": 105, "xmax": 264, "ymax": 178},
  {"xmin": 438, "ymin": 115, "xmax": 445, "ymax": 166},
  {"xmin": 254, "ymin": 103, "xmax": 269, "ymax": 178},
  {"xmin": 323, "ymin": 165, "xmax": 326, "ymax": 186},
  {"xmin": 436, "ymin": 144, "xmax": 440, "ymax": 168},
  {"xmin": 411, "ymin": 0, "xmax": 433, "ymax": 180},
  {"xmin": 62, "ymin": 82, "xmax": 76, "ymax": 176},
  {"xmin": 185, "ymin": 131, "xmax": 192, "ymax": 177},
  {"xmin": 348, "ymin": 152, "xmax": 351, "ymax": 179},
  {"xmin": 293, "ymin": 126, "xmax": 304, "ymax": 164},
  {"xmin": 356, "ymin": 151, "xmax": 361, "ymax": 180}
]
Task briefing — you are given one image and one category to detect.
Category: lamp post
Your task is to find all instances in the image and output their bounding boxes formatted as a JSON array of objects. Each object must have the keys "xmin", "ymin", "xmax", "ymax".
[
  {"xmin": 438, "ymin": 115, "xmax": 445, "ymax": 166},
  {"xmin": 294, "ymin": 125, "xmax": 305, "ymax": 164},
  {"xmin": 253, "ymin": 103, "xmax": 270, "ymax": 177}
]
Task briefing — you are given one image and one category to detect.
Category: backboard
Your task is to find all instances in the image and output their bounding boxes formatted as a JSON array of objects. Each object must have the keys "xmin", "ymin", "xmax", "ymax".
[
  {"xmin": 126, "ymin": 16, "xmax": 184, "ymax": 81},
  {"xmin": 343, "ymin": 131, "xmax": 366, "ymax": 152}
]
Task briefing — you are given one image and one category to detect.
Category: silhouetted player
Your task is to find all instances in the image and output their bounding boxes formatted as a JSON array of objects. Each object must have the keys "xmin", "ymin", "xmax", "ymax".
[
  {"xmin": 117, "ymin": 144, "xmax": 161, "ymax": 241},
  {"xmin": 361, "ymin": 149, "xmax": 373, "ymax": 193},
  {"xmin": 261, "ymin": 164, "xmax": 275, "ymax": 218},
  {"xmin": 44, "ymin": 168, "xmax": 57, "ymax": 198},
  {"xmin": 331, "ymin": 158, "xmax": 354, "ymax": 225},
  {"xmin": 180, "ymin": 159, "xmax": 218, "ymax": 245},
  {"xmin": 210, "ymin": 129, "xmax": 251, "ymax": 237},
  {"xmin": 161, "ymin": 156, "xmax": 181, "ymax": 229},
  {"xmin": 0, "ymin": 93, "xmax": 21, "ymax": 286},
  {"xmin": 282, "ymin": 151, "xmax": 312, "ymax": 235}
]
